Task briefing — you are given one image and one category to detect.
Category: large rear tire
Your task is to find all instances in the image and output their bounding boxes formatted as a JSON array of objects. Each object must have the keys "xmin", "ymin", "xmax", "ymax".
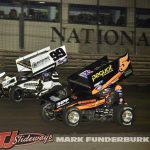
[
  {"xmin": 114, "ymin": 105, "xmax": 135, "ymax": 126},
  {"xmin": 0, "ymin": 84, "xmax": 4, "ymax": 98},
  {"xmin": 9, "ymin": 87, "xmax": 23, "ymax": 102}
]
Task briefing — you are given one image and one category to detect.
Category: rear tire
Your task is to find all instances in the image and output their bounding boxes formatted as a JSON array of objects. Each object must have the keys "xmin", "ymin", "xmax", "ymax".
[
  {"xmin": 114, "ymin": 105, "xmax": 135, "ymax": 126},
  {"xmin": 9, "ymin": 87, "xmax": 23, "ymax": 102},
  {"xmin": 0, "ymin": 84, "xmax": 4, "ymax": 98}
]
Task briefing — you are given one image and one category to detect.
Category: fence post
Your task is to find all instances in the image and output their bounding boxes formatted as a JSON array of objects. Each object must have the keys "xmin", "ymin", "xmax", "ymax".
[
  {"xmin": 19, "ymin": 0, "xmax": 24, "ymax": 49},
  {"xmin": 134, "ymin": 0, "xmax": 137, "ymax": 56},
  {"xmin": 96, "ymin": 0, "xmax": 99, "ymax": 53},
  {"xmin": 60, "ymin": 0, "xmax": 63, "ymax": 46}
]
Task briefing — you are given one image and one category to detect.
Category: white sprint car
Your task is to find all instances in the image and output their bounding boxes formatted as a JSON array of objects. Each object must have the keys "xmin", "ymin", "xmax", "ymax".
[{"xmin": 0, "ymin": 45, "xmax": 68, "ymax": 102}]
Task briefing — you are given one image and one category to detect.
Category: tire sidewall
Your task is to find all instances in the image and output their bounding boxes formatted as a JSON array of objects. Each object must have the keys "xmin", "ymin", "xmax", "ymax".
[
  {"xmin": 114, "ymin": 105, "xmax": 135, "ymax": 126},
  {"xmin": 41, "ymin": 102, "xmax": 55, "ymax": 121},
  {"xmin": 10, "ymin": 87, "xmax": 23, "ymax": 102},
  {"xmin": 63, "ymin": 107, "xmax": 80, "ymax": 127}
]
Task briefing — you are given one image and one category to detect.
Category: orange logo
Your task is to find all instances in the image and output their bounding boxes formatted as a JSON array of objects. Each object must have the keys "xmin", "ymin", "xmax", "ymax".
[{"xmin": 119, "ymin": 53, "xmax": 130, "ymax": 72}]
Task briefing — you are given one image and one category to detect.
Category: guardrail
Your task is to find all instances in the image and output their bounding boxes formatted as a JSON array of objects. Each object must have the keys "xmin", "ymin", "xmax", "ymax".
[{"xmin": 0, "ymin": 50, "xmax": 150, "ymax": 85}]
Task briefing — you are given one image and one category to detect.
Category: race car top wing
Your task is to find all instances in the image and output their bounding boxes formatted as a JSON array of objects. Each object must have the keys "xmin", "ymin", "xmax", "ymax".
[
  {"xmin": 88, "ymin": 53, "xmax": 133, "ymax": 94},
  {"xmin": 16, "ymin": 46, "xmax": 51, "ymax": 72},
  {"xmin": 68, "ymin": 56, "xmax": 109, "ymax": 91},
  {"xmin": 16, "ymin": 45, "xmax": 67, "ymax": 74}
]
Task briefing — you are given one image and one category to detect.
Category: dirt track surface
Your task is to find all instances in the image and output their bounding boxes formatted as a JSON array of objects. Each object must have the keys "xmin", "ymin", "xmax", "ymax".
[{"xmin": 0, "ymin": 85, "xmax": 150, "ymax": 135}]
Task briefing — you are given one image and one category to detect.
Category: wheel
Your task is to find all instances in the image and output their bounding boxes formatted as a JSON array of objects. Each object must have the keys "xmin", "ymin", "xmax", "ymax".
[
  {"xmin": 0, "ymin": 89, "xmax": 3, "ymax": 98},
  {"xmin": 63, "ymin": 107, "xmax": 80, "ymax": 127},
  {"xmin": 41, "ymin": 102, "xmax": 55, "ymax": 121},
  {"xmin": 9, "ymin": 87, "xmax": 23, "ymax": 102},
  {"xmin": 0, "ymin": 84, "xmax": 4, "ymax": 98},
  {"xmin": 114, "ymin": 105, "xmax": 135, "ymax": 126}
]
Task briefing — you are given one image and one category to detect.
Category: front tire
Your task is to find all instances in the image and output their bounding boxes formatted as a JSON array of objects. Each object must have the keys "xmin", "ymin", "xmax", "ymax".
[
  {"xmin": 41, "ymin": 102, "xmax": 55, "ymax": 121},
  {"xmin": 114, "ymin": 105, "xmax": 135, "ymax": 126},
  {"xmin": 63, "ymin": 107, "xmax": 80, "ymax": 127}
]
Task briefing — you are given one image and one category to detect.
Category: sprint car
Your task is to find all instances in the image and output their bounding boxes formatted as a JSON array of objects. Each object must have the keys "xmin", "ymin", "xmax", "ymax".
[
  {"xmin": 41, "ymin": 53, "xmax": 135, "ymax": 127},
  {"xmin": 0, "ymin": 46, "xmax": 68, "ymax": 102}
]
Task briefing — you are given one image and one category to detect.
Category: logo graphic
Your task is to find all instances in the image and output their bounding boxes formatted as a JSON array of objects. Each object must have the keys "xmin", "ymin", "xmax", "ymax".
[
  {"xmin": 0, "ymin": 131, "xmax": 53, "ymax": 149},
  {"xmin": 57, "ymin": 98, "xmax": 70, "ymax": 108},
  {"xmin": 119, "ymin": 53, "xmax": 130, "ymax": 72},
  {"xmin": 92, "ymin": 65, "xmax": 113, "ymax": 82},
  {"xmin": 79, "ymin": 70, "xmax": 93, "ymax": 79}
]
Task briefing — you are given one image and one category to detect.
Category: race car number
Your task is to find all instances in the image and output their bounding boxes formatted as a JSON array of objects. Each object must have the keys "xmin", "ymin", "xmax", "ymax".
[
  {"xmin": 56, "ymin": 98, "xmax": 70, "ymax": 108},
  {"xmin": 49, "ymin": 48, "xmax": 66, "ymax": 61}
]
